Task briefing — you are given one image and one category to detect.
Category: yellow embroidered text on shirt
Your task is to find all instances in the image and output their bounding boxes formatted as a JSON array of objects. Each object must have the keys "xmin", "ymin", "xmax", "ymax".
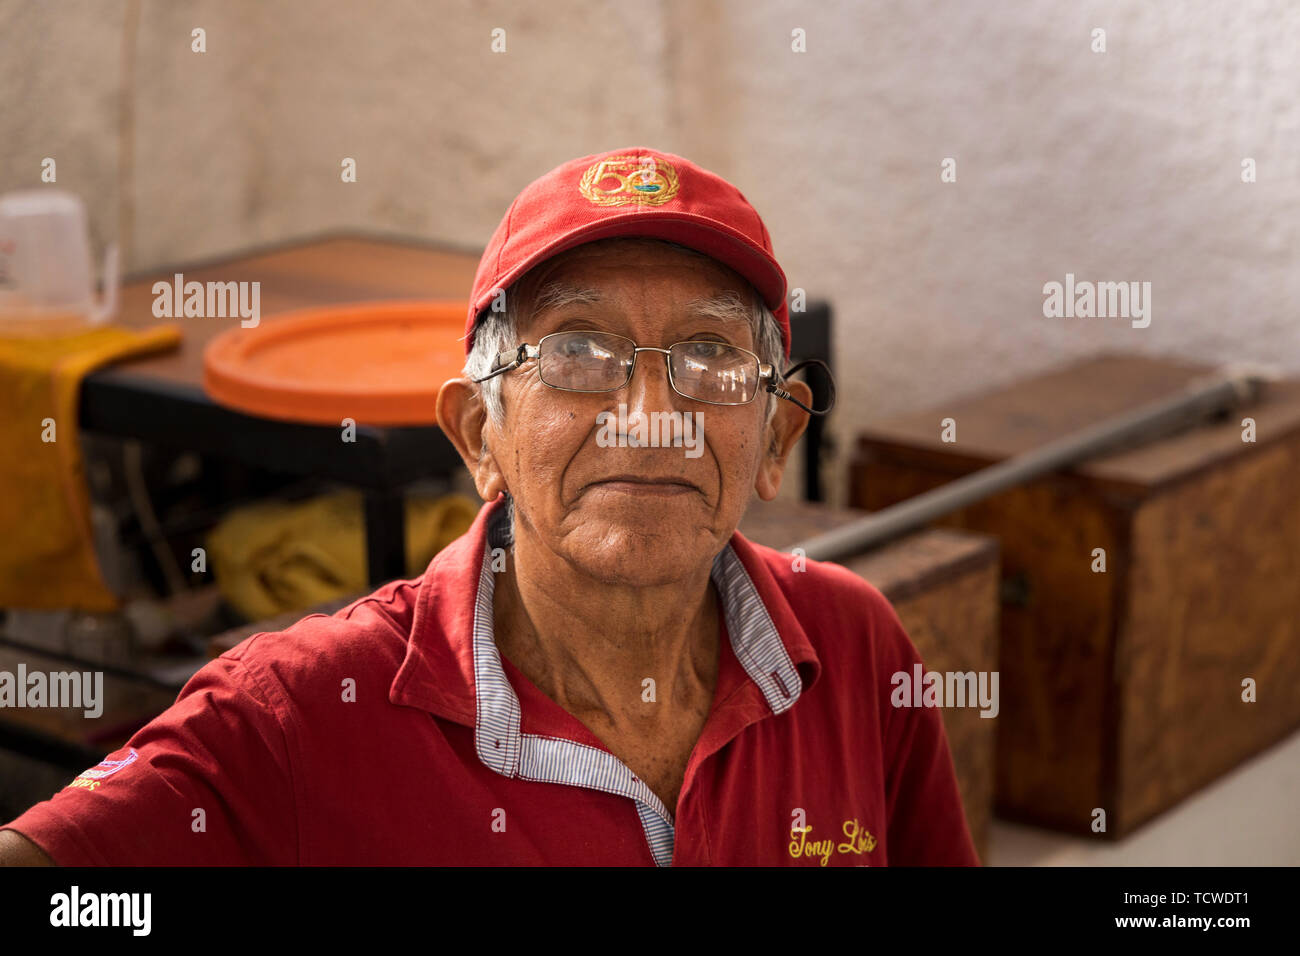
[{"xmin": 789, "ymin": 818, "xmax": 878, "ymax": 866}]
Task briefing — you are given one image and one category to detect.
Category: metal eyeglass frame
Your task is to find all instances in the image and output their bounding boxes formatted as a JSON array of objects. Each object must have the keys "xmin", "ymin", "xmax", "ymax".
[{"xmin": 471, "ymin": 329, "xmax": 834, "ymax": 415}]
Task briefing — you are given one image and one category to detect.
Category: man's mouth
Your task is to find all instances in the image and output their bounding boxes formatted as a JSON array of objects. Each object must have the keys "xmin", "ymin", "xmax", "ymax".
[{"xmin": 583, "ymin": 475, "xmax": 701, "ymax": 497}]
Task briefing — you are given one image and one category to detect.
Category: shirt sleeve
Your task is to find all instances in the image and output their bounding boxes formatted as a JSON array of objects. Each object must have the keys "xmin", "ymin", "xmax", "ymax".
[
  {"xmin": 0, "ymin": 654, "xmax": 298, "ymax": 865},
  {"xmin": 875, "ymin": 601, "xmax": 982, "ymax": 866}
]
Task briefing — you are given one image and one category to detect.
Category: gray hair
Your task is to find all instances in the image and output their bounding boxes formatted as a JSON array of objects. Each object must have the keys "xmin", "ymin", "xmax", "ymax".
[{"xmin": 463, "ymin": 238, "xmax": 786, "ymax": 429}]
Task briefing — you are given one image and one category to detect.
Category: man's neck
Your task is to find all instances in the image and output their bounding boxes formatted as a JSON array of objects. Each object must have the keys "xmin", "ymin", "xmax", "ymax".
[{"xmin": 491, "ymin": 533, "xmax": 720, "ymax": 726}]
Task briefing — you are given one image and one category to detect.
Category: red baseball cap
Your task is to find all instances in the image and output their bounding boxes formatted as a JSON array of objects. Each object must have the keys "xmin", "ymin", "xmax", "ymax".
[{"xmin": 464, "ymin": 146, "xmax": 791, "ymax": 359}]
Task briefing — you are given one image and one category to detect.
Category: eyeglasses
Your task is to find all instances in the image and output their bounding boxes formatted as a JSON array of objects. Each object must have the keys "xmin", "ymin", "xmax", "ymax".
[{"xmin": 471, "ymin": 329, "xmax": 834, "ymax": 414}]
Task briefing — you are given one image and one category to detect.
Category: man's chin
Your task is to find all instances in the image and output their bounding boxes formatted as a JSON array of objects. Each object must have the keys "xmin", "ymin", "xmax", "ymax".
[{"xmin": 559, "ymin": 521, "xmax": 718, "ymax": 587}]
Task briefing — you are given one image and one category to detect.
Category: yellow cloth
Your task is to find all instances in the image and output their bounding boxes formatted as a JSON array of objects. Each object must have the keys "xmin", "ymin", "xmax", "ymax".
[
  {"xmin": 0, "ymin": 322, "xmax": 182, "ymax": 611},
  {"xmin": 205, "ymin": 490, "xmax": 479, "ymax": 621}
]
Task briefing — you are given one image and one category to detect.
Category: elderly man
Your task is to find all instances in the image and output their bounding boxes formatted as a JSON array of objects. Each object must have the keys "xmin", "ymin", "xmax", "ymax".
[{"xmin": 0, "ymin": 147, "xmax": 977, "ymax": 866}]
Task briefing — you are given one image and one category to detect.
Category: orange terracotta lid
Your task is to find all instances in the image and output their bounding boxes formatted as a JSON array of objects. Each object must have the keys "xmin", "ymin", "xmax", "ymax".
[{"xmin": 203, "ymin": 300, "xmax": 468, "ymax": 426}]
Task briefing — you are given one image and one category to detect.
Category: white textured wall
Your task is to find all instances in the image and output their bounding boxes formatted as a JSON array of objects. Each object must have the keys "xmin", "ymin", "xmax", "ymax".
[
  {"xmin": 3, "ymin": 0, "xmax": 1297, "ymax": 502},
  {"xmin": 695, "ymin": 0, "xmax": 1300, "ymax": 501}
]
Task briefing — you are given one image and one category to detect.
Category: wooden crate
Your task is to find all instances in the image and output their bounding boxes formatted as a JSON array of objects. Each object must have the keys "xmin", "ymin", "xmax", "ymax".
[
  {"xmin": 740, "ymin": 499, "xmax": 1000, "ymax": 861},
  {"xmin": 849, "ymin": 351, "xmax": 1300, "ymax": 838}
]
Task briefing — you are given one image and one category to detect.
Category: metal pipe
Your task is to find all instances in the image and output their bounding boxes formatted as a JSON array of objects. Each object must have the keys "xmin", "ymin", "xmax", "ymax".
[{"xmin": 789, "ymin": 369, "xmax": 1268, "ymax": 563}]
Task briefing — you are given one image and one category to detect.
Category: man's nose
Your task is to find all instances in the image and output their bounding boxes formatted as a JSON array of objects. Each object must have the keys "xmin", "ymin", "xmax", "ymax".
[{"xmin": 624, "ymin": 349, "xmax": 681, "ymax": 417}]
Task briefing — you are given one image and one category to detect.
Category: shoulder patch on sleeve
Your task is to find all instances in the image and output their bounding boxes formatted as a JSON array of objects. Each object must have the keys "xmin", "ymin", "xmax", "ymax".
[{"xmin": 66, "ymin": 747, "xmax": 138, "ymax": 792}]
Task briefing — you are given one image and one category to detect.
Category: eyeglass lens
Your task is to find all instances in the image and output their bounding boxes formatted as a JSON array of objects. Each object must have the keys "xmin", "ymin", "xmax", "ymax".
[{"xmin": 538, "ymin": 330, "xmax": 761, "ymax": 403}]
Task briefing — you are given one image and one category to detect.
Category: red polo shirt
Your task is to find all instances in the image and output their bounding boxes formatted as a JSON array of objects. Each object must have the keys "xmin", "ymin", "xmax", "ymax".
[{"xmin": 2, "ymin": 495, "xmax": 979, "ymax": 866}]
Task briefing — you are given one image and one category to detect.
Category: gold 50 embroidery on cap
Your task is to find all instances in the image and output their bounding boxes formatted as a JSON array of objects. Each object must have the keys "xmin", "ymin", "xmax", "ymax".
[{"xmin": 578, "ymin": 156, "xmax": 680, "ymax": 206}]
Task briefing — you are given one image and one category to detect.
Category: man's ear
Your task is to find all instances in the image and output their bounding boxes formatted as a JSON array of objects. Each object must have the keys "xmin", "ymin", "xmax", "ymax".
[
  {"xmin": 436, "ymin": 378, "xmax": 507, "ymax": 501},
  {"xmin": 753, "ymin": 380, "xmax": 813, "ymax": 501}
]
